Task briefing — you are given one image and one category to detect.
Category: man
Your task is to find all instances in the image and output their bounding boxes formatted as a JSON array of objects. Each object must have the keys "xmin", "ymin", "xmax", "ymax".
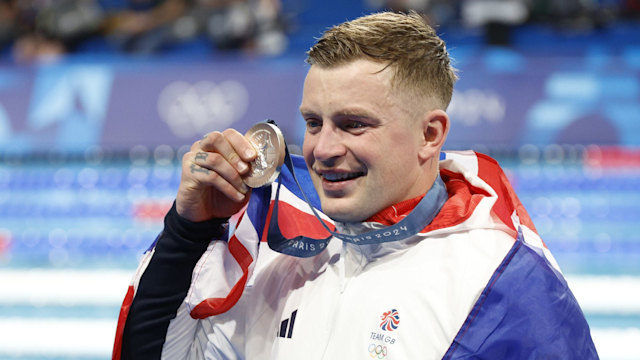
[{"xmin": 114, "ymin": 11, "xmax": 598, "ymax": 359}]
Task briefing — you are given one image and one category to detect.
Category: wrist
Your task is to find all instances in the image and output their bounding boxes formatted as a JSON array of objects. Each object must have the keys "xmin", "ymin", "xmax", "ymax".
[{"xmin": 165, "ymin": 202, "xmax": 229, "ymax": 243}]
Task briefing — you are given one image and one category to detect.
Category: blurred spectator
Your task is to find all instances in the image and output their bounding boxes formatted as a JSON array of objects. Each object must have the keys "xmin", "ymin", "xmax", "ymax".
[
  {"xmin": 364, "ymin": 0, "xmax": 461, "ymax": 27},
  {"xmin": 625, "ymin": 0, "xmax": 640, "ymax": 16},
  {"xmin": 529, "ymin": 0, "xmax": 601, "ymax": 29},
  {"xmin": 102, "ymin": 0, "xmax": 287, "ymax": 55},
  {"xmin": 1, "ymin": 0, "xmax": 635, "ymax": 61},
  {"xmin": 365, "ymin": 0, "xmax": 638, "ymax": 46},
  {"xmin": 461, "ymin": 0, "xmax": 529, "ymax": 45},
  {"xmin": 0, "ymin": 0, "xmax": 287, "ymax": 60},
  {"xmin": 0, "ymin": 1, "xmax": 17, "ymax": 53},
  {"xmin": 196, "ymin": 0, "xmax": 287, "ymax": 55},
  {"xmin": 102, "ymin": 0, "xmax": 189, "ymax": 54},
  {"xmin": 365, "ymin": 0, "xmax": 430, "ymax": 14},
  {"xmin": 365, "ymin": 0, "xmax": 527, "ymax": 45},
  {"xmin": 8, "ymin": 0, "xmax": 104, "ymax": 64}
]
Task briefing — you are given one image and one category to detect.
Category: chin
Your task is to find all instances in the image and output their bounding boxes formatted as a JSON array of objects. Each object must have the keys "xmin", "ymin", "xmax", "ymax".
[
  {"xmin": 326, "ymin": 212, "xmax": 357, "ymax": 223},
  {"xmin": 321, "ymin": 202, "xmax": 370, "ymax": 223}
]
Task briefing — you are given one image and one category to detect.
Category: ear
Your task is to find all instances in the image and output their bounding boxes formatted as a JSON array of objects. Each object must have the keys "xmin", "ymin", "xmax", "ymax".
[{"xmin": 418, "ymin": 109, "xmax": 449, "ymax": 162}]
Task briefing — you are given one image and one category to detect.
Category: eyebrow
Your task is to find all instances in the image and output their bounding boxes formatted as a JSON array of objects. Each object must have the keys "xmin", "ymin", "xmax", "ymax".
[
  {"xmin": 299, "ymin": 107, "xmax": 376, "ymax": 120},
  {"xmin": 336, "ymin": 109, "xmax": 374, "ymax": 119},
  {"xmin": 299, "ymin": 107, "xmax": 314, "ymax": 117}
]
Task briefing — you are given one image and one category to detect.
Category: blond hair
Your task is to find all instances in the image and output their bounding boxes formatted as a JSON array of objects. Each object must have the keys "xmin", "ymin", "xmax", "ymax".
[{"xmin": 306, "ymin": 11, "xmax": 458, "ymax": 110}]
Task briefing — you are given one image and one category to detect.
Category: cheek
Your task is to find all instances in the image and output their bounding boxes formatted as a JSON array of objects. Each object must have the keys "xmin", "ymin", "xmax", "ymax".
[
  {"xmin": 378, "ymin": 158, "xmax": 402, "ymax": 182},
  {"xmin": 302, "ymin": 136, "xmax": 316, "ymax": 168},
  {"xmin": 375, "ymin": 144, "xmax": 413, "ymax": 179}
]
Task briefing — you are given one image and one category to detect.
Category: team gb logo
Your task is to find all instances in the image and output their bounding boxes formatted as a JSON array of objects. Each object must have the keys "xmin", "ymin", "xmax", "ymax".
[{"xmin": 380, "ymin": 309, "xmax": 400, "ymax": 331}]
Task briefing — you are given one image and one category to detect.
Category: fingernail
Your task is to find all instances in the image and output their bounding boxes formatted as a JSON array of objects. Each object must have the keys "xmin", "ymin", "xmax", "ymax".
[
  {"xmin": 237, "ymin": 161, "xmax": 248, "ymax": 172},
  {"xmin": 236, "ymin": 191, "xmax": 246, "ymax": 201},
  {"xmin": 245, "ymin": 148, "xmax": 256, "ymax": 158}
]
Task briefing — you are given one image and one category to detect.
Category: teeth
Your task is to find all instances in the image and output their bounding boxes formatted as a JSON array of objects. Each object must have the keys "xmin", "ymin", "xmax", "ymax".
[{"xmin": 322, "ymin": 172, "xmax": 361, "ymax": 181}]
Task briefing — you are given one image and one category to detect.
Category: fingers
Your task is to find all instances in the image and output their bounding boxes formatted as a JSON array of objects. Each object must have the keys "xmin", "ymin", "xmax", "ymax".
[
  {"xmin": 185, "ymin": 129, "xmax": 257, "ymax": 201},
  {"xmin": 185, "ymin": 150, "xmax": 248, "ymax": 201},
  {"xmin": 199, "ymin": 129, "xmax": 257, "ymax": 174}
]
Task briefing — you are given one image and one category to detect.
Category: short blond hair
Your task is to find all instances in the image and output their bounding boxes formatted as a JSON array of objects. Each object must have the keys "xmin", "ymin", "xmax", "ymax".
[{"xmin": 306, "ymin": 11, "xmax": 458, "ymax": 110}]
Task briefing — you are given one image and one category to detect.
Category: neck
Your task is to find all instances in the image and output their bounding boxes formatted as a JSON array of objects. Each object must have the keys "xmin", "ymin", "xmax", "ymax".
[{"xmin": 365, "ymin": 193, "xmax": 426, "ymax": 226}]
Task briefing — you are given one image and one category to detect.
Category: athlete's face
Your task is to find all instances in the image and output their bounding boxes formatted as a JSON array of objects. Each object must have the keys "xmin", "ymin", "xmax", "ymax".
[{"xmin": 301, "ymin": 59, "xmax": 430, "ymax": 222}]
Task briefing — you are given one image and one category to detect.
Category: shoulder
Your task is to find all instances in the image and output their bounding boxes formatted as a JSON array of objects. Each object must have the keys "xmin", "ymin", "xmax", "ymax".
[{"xmin": 443, "ymin": 239, "xmax": 598, "ymax": 359}]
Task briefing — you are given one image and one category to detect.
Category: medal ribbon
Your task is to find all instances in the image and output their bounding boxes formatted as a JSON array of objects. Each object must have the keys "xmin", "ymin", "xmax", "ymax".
[{"xmin": 266, "ymin": 145, "xmax": 449, "ymax": 258}]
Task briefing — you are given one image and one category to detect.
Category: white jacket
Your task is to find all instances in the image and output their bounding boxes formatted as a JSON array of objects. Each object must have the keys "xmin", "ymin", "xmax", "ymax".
[{"xmin": 114, "ymin": 151, "xmax": 597, "ymax": 360}]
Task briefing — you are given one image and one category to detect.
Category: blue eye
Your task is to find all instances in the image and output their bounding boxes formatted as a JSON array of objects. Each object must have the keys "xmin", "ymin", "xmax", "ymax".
[
  {"xmin": 305, "ymin": 119, "xmax": 322, "ymax": 132},
  {"xmin": 344, "ymin": 120, "xmax": 367, "ymax": 131}
]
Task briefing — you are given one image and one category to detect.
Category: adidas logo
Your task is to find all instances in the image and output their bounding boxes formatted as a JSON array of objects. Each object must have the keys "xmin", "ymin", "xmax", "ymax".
[{"xmin": 278, "ymin": 309, "xmax": 298, "ymax": 338}]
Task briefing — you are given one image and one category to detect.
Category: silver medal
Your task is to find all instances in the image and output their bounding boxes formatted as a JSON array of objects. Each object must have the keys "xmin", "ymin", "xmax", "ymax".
[{"xmin": 243, "ymin": 122, "xmax": 286, "ymax": 188}]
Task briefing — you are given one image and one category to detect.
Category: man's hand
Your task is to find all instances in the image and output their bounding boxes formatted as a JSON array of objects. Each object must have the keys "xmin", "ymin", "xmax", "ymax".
[{"xmin": 176, "ymin": 129, "xmax": 257, "ymax": 222}]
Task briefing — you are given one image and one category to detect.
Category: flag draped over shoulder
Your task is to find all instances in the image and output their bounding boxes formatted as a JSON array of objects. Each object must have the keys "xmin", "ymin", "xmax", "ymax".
[{"xmin": 440, "ymin": 151, "xmax": 597, "ymax": 359}]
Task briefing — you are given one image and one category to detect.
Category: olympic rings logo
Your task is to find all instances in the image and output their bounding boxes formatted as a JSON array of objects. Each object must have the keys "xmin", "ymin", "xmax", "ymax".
[{"xmin": 368, "ymin": 344, "xmax": 388, "ymax": 359}]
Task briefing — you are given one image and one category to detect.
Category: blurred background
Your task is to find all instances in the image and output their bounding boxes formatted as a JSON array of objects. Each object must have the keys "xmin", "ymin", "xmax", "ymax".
[{"xmin": 0, "ymin": 0, "xmax": 638, "ymax": 359}]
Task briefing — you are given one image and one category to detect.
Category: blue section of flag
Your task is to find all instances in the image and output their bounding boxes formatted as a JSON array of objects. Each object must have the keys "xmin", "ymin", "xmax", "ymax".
[
  {"xmin": 279, "ymin": 154, "xmax": 322, "ymax": 210},
  {"xmin": 245, "ymin": 154, "xmax": 320, "ymax": 241},
  {"xmin": 443, "ymin": 239, "xmax": 598, "ymax": 359},
  {"xmin": 245, "ymin": 186, "xmax": 271, "ymax": 242}
]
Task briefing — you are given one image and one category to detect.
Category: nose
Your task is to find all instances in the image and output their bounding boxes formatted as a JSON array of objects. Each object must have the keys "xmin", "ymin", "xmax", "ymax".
[{"xmin": 310, "ymin": 124, "xmax": 347, "ymax": 164}]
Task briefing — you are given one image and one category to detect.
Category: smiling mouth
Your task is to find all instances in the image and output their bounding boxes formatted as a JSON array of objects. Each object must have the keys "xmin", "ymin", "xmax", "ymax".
[{"xmin": 321, "ymin": 172, "xmax": 366, "ymax": 182}]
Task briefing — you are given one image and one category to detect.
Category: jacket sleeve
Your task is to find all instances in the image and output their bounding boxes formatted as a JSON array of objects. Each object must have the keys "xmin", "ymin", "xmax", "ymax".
[{"xmin": 115, "ymin": 202, "xmax": 228, "ymax": 360}]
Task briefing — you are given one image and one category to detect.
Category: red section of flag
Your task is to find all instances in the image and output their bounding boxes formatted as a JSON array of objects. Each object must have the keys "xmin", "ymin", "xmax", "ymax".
[
  {"xmin": 261, "ymin": 200, "xmax": 334, "ymax": 242},
  {"xmin": 190, "ymin": 230, "xmax": 253, "ymax": 319},
  {"xmin": 112, "ymin": 285, "xmax": 135, "ymax": 360}
]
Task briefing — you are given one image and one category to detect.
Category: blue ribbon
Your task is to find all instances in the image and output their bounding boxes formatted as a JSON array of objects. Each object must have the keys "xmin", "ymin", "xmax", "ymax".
[{"xmin": 266, "ymin": 145, "xmax": 449, "ymax": 258}]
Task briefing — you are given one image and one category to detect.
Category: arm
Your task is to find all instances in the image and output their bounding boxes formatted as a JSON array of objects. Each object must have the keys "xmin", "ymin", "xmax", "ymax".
[
  {"xmin": 115, "ymin": 129, "xmax": 257, "ymax": 359},
  {"xmin": 120, "ymin": 204, "xmax": 227, "ymax": 359}
]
